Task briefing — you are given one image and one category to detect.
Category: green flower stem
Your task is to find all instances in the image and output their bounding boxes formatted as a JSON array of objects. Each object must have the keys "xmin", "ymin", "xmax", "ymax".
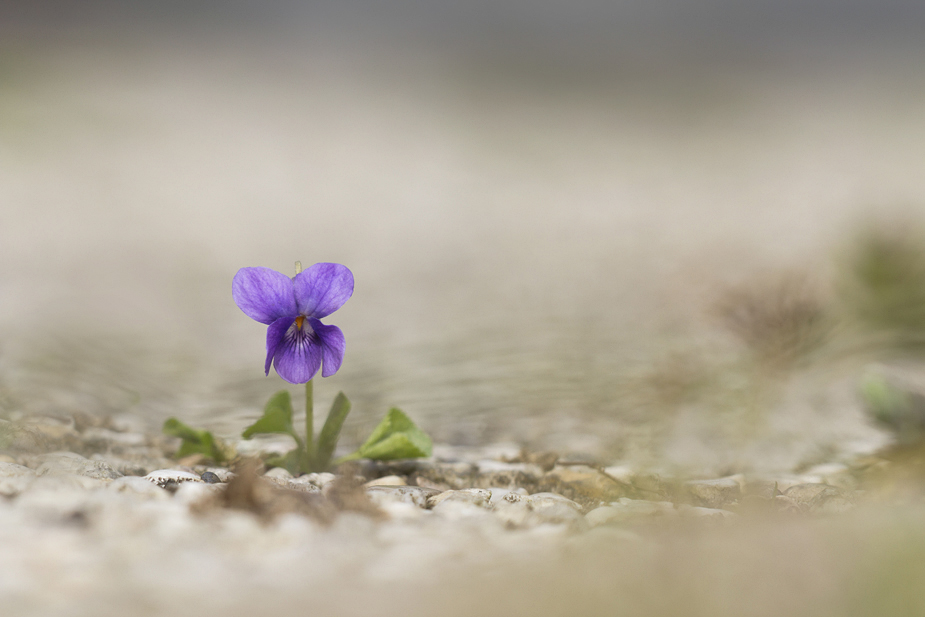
[{"xmin": 304, "ymin": 379, "xmax": 315, "ymax": 471}]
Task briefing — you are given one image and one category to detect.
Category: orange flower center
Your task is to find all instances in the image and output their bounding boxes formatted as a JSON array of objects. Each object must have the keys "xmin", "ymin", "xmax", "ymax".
[{"xmin": 294, "ymin": 315, "xmax": 305, "ymax": 330}]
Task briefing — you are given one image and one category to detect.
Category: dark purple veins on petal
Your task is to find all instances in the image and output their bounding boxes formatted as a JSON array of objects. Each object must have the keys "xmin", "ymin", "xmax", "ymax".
[
  {"xmin": 265, "ymin": 316, "xmax": 294, "ymax": 376},
  {"xmin": 272, "ymin": 318, "xmax": 323, "ymax": 384}
]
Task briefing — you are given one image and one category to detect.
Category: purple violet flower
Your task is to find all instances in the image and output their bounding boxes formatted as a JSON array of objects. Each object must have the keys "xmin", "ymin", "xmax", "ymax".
[{"xmin": 232, "ymin": 263, "xmax": 354, "ymax": 384}]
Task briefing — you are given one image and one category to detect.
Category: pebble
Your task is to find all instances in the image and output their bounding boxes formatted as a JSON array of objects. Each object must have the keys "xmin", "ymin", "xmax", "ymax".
[
  {"xmin": 782, "ymin": 483, "xmax": 838, "ymax": 507},
  {"xmin": 144, "ymin": 469, "xmax": 204, "ymax": 488},
  {"xmin": 491, "ymin": 491, "xmax": 586, "ymax": 530},
  {"xmin": 364, "ymin": 475, "xmax": 408, "ymax": 488},
  {"xmin": 585, "ymin": 499, "xmax": 676, "ymax": 527},
  {"xmin": 684, "ymin": 475, "xmax": 743, "ymax": 509},
  {"xmin": 36, "ymin": 452, "xmax": 123, "ymax": 481},
  {"xmin": 201, "ymin": 471, "xmax": 221, "ymax": 483},
  {"xmin": 427, "ymin": 488, "xmax": 492, "ymax": 509},
  {"xmin": 303, "ymin": 472, "xmax": 337, "ymax": 488},
  {"xmin": 0, "ymin": 461, "xmax": 37, "ymax": 497},
  {"xmin": 108, "ymin": 476, "xmax": 171, "ymax": 499},
  {"xmin": 204, "ymin": 468, "xmax": 235, "ymax": 482},
  {"xmin": 677, "ymin": 505, "xmax": 739, "ymax": 523},
  {"xmin": 473, "ymin": 461, "xmax": 543, "ymax": 490},
  {"xmin": 264, "ymin": 467, "xmax": 293, "ymax": 480},
  {"xmin": 540, "ymin": 465, "xmax": 631, "ymax": 504},
  {"xmin": 173, "ymin": 481, "xmax": 224, "ymax": 506},
  {"xmin": 366, "ymin": 485, "xmax": 442, "ymax": 508},
  {"xmin": 487, "ymin": 487, "xmax": 529, "ymax": 506}
]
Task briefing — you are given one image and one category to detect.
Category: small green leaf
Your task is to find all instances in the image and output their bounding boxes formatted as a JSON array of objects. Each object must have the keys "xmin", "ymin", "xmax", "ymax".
[
  {"xmin": 265, "ymin": 449, "xmax": 302, "ymax": 476},
  {"xmin": 314, "ymin": 392, "xmax": 351, "ymax": 470},
  {"xmin": 356, "ymin": 408, "xmax": 432, "ymax": 460},
  {"xmin": 162, "ymin": 417, "xmax": 225, "ymax": 462},
  {"xmin": 861, "ymin": 372, "xmax": 912, "ymax": 424},
  {"xmin": 242, "ymin": 390, "xmax": 299, "ymax": 440}
]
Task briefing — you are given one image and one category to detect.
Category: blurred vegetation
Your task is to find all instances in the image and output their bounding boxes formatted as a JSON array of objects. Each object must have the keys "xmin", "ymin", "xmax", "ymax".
[
  {"xmin": 838, "ymin": 220, "xmax": 925, "ymax": 347},
  {"xmin": 714, "ymin": 272, "xmax": 830, "ymax": 370}
]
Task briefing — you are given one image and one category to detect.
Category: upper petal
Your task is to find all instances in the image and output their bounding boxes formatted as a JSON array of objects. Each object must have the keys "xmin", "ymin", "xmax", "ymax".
[
  {"xmin": 292, "ymin": 263, "xmax": 354, "ymax": 319},
  {"xmin": 310, "ymin": 319, "xmax": 346, "ymax": 377},
  {"xmin": 232, "ymin": 267, "xmax": 297, "ymax": 325},
  {"xmin": 273, "ymin": 323, "xmax": 323, "ymax": 384}
]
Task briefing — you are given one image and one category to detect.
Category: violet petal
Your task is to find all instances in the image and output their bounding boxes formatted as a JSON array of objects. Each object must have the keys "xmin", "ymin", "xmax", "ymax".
[
  {"xmin": 232, "ymin": 267, "xmax": 298, "ymax": 325},
  {"xmin": 310, "ymin": 319, "xmax": 346, "ymax": 378},
  {"xmin": 265, "ymin": 316, "xmax": 294, "ymax": 376},
  {"xmin": 292, "ymin": 263, "xmax": 354, "ymax": 319},
  {"xmin": 273, "ymin": 321, "xmax": 323, "ymax": 384}
]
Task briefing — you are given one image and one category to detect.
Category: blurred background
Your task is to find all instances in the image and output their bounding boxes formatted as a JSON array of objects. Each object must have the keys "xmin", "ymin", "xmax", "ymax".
[{"xmin": 3, "ymin": 0, "xmax": 925, "ymax": 474}]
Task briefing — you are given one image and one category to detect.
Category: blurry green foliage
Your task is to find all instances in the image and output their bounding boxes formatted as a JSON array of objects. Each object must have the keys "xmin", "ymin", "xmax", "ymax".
[
  {"xmin": 840, "ymin": 223, "xmax": 925, "ymax": 341},
  {"xmin": 162, "ymin": 417, "xmax": 229, "ymax": 463},
  {"xmin": 861, "ymin": 371, "xmax": 925, "ymax": 444},
  {"xmin": 341, "ymin": 407, "xmax": 433, "ymax": 462}
]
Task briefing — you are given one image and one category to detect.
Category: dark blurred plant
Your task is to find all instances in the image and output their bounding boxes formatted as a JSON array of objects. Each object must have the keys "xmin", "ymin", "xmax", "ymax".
[
  {"xmin": 839, "ymin": 222, "xmax": 925, "ymax": 344},
  {"xmin": 714, "ymin": 272, "xmax": 829, "ymax": 368},
  {"xmin": 861, "ymin": 370, "xmax": 925, "ymax": 445}
]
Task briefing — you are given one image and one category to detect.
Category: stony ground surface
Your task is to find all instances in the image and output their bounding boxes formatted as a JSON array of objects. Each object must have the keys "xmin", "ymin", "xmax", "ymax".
[{"xmin": 3, "ymin": 412, "xmax": 917, "ymax": 617}]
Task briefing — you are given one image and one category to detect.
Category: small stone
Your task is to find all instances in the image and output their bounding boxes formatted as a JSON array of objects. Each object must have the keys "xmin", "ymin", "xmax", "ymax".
[
  {"xmin": 528, "ymin": 494, "xmax": 586, "ymax": 529},
  {"xmin": 802, "ymin": 463, "xmax": 857, "ymax": 491},
  {"xmin": 264, "ymin": 467, "xmax": 293, "ymax": 480},
  {"xmin": 0, "ymin": 461, "xmax": 37, "ymax": 497},
  {"xmin": 366, "ymin": 485, "xmax": 442, "ymax": 508},
  {"xmin": 585, "ymin": 499, "xmax": 676, "ymax": 527},
  {"xmin": 540, "ymin": 465, "xmax": 631, "ymax": 505},
  {"xmin": 518, "ymin": 450, "xmax": 560, "ymax": 472},
  {"xmin": 144, "ymin": 469, "xmax": 204, "ymax": 489},
  {"xmin": 684, "ymin": 475, "xmax": 743, "ymax": 509},
  {"xmin": 377, "ymin": 500, "xmax": 426, "ymax": 520},
  {"xmin": 743, "ymin": 479, "xmax": 780, "ymax": 499},
  {"xmin": 491, "ymin": 491, "xmax": 586, "ymax": 530},
  {"xmin": 487, "ymin": 487, "xmax": 529, "ymax": 506},
  {"xmin": 108, "ymin": 476, "xmax": 170, "ymax": 499},
  {"xmin": 411, "ymin": 461, "xmax": 477, "ymax": 490},
  {"xmin": 173, "ymin": 481, "xmax": 223, "ymax": 505},
  {"xmin": 430, "ymin": 500, "xmax": 495, "ymax": 521},
  {"xmin": 262, "ymin": 467, "xmax": 295, "ymax": 488},
  {"xmin": 474, "ymin": 461, "xmax": 543, "ymax": 490},
  {"xmin": 427, "ymin": 488, "xmax": 492, "ymax": 509},
  {"xmin": 493, "ymin": 496, "xmax": 534, "ymax": 528},
  {"xmin": 782, "ymin": 483, "xmax": 836, "ymax": 507},
  {"xmin": 677, "ymin": 505, "xmax": 738, "ymax": 523},
  {"xmin": 14, "ymin": 483, "xmax": 97, "ymax": 524},
  {"xmin": 364, "ymin": 475, "xmax": 407, "ymax": 488},
  {"xmin": 204, "ymin": 468, "xmax": 235, "ymax": 483},
  {"xmin": 528, "ymin": 492, "xmax": 582, "ymax": 512},
  {"xmin": 201, "ymin": 471, "xmax": 222, "ymax": 484},
  {"xmin": 773, "ymin": 495, "xmax": 804, "ymax": 514},
  {"xmin": 303, "ymin": 472, "xmax": 336, "ymax": 489},
  {"xmin": 286, "ymin": 476, "xmax": 323, "ymax": 493},
  {"xmin": 37, "ymin": 452, "xmax": 123, "ymax": 481},
  {"xmin": 803, "ymin": 485, "xmax": 853, "ymax": 514}
]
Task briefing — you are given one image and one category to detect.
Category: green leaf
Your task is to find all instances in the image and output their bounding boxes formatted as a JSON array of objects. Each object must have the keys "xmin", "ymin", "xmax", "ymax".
[
  {"xmin": 355, "ymin": 408, "xmax": 432, "ymax": 460},
  {"xmin": 162, "ymin": 417, "xmax": 225, "ymax": 462},
  {"xmin": 314, "ymin": 392, "xmax": 351, "ymax": 470},
  {"xmin": 265, "ymin": 449, "xmax": 302, "ymax": 476},
  {"xmin": 861, "ymin": 372, "xmax": 912, "ymax": 424},
  {"xmin": 242, "ymin": 390, "xmax": 299, "ymax": 441}
]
